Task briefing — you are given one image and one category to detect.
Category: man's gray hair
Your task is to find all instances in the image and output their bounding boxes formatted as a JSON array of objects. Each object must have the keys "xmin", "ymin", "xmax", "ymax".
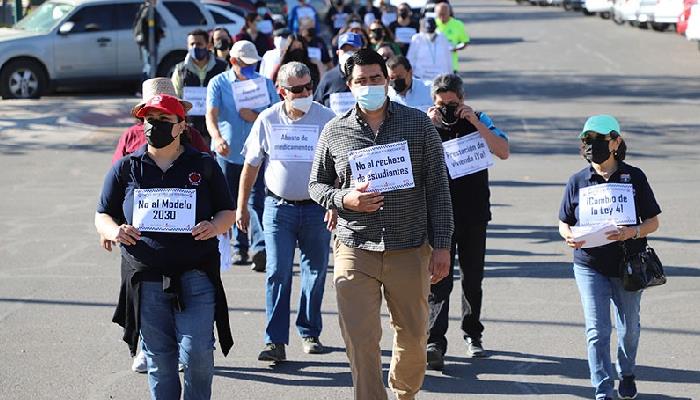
[
  {"xmin": 431, "ymin": 73, "xmax": 465, "ymax": 99},
  {"xmin": 277, "ymin": 62, "xmax": 310, "ymax": 88}
]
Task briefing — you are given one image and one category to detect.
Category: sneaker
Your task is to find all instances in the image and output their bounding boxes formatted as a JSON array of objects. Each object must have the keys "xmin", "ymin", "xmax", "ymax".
[
  {"xmin": 251, "ymin": 250, "xmax": 266, "ymax": 272},
  {"xmin": 178, "ymin": 363, "xmax": 184, "ymax": 372},
  {"xmin": 131, "ymin": 351, "xmax": 147, "ymax": 373},
  {"xmin": 466, "ymin": 337, "xmax": 487, "ymax": 358},
  {"xmin": 233, "ymin": 250, "xmax": 249, "ymax": 265},
  {"xmin": 258, "ymin": 343, "xmax": 286, "ymax": 362},
  {"xmin": 618, "ymin": 375, "xmax": 638, "ymax": 399},
  {"xmin": 302, "ymin": 337, "xmax": 325, "ymax": 354},
  {"xmin": 426, "ymin": 343, "xmax": 445, "ymax": 371}
]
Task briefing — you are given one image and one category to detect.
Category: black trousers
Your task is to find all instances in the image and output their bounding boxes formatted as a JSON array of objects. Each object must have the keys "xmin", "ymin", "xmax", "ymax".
[{"xmin": 428, "ymin": 222, "xmax": 487, "ymax": 353}]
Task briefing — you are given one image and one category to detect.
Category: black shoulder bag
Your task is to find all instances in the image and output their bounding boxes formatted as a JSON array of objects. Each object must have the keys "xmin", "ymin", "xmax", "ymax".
[{"xmin": 620, "ymin": 242, "xmax": 667, "ymax": 291}]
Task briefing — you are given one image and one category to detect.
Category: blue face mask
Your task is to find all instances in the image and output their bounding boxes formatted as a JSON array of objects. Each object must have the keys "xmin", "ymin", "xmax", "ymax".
[
  {"xmin": 239, "ymin": 63, "xmax": 258, "ymax": 79},
  {"xmin": 353, "ymin": 84, "xmax": 386, "ymax": 111},
  {"xmin": 189, "ymin": 46, "xmax": 208, "ymax": 61},
  {"xmin": 257, "ymin": 7, "xmax": 267, "ymax": 14}
]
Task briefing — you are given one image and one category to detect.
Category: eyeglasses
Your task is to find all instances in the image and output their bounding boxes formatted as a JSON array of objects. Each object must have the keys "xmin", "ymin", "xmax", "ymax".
[
  {"xmin": 582, "ymin": 134, "xmax": 612, "ymax": 145},
  {"xmin": 283, "ymin": 82, "xmax": 314, "ymax": 94}
]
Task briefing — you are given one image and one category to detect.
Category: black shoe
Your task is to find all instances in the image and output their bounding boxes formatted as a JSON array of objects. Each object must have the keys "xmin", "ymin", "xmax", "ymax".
[
  {"xmin": 251, "ymin": 250, "xmax": 266, "ymax": 272},
  {"xmin": 258, "ymin": 343, "xmax": 286, "ymax": 362},
  {"xmin": 466, "ymin": 337, "xmax": 487, "ymax": 358},
  {"xmin": 618, "ymin": 375, "xmax": 638, "ymax": 399},
  {"xmin": 302, "ymin": 337, "xmax": 325, "ymax": 354},
  {"xmin": 233, "ymin": 250, "xmax": 249, "ymax": 265},
  {"xmin": 426, "ymin": 343, "xmax": 445, "ymax": 371}
]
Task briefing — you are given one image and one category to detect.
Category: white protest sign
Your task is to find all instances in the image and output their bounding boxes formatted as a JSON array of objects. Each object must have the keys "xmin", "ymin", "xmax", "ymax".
[
  {"xmin": 133, "ymin": 188, "xmax": 196, "ymax": 233},
  {"xmin": 442, "ymin": 132, "xmax": 494, "ymax": 179},
  {"xmin": 394, "ymin": 27, "xmax": 417, "ymax": 43},
  {"xmin": 348, "ymin": 140, "xmax": 415, "ymax": 192},
  {"xmin": 329, "ymin": 92, "xmax": 355, "ymax": 115},
  {"xmin": 578, "ymin": 183, "xmax": 637, "ymax": 226},
  {"xmin": 296, "ymin": 6, "xmax": 316, "ymax": 24},
  {"xmin": 416, "ymin": 62, "xmax": 444, "ymax": 81},
  {"xmin": 571, "ymin": 222, "xmax": 618, "ymax": 249},
  {"xmin": 381, "ymin": 11, "xmax": 397, "ymax": 26},
  {"xmin": 333, "ymin": 12, "xmax": 348, "ymax": 29},
  {"xmin": 257, "ymin": 19, "xmax": 273, "ymax": 34},
  {"xmin": 268, "ymin": 124, "xmax": 319, "ymax": 161},
  {"xmin": 307, "ymin": 46, "xmax": 322, "ymax": 61},
  {"xmin": 231, "ymin": 78, "xmax": 270, "ymax": 111},
  {"xmin": 183, "ymin": 86, "xmax": 206, "ymax": 116}
]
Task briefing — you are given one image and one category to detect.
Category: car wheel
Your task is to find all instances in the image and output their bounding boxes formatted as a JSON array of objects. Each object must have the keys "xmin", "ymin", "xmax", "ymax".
[
  {"xmin": 599, "ymin": 11, "xmax": 611, "ymax": 19},
  {"xmin": 156, "ymin": 52, "xmax": 186, "ymax": 79},
  {"xmin": 0, "ymin": 59, "xmax": 47, "ymax": 99},
  {"xmin": 563, "ymin": 0, "xmax": 574, "ymax": 11},
  {"xmin": 651, "ymin": 22, "xmax": 669, "ymax": 31}
]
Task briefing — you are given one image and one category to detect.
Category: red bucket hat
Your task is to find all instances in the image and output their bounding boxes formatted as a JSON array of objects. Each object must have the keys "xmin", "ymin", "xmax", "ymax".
[{"xmin": 134, "ymin": 94, "xmax": 186, "ymax": 120}]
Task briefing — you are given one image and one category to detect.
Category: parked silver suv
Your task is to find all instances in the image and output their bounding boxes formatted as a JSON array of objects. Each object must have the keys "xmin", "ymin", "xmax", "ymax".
[{"xmin": 0, "ymin": 0, "xmax": 216, "ymax": 99}]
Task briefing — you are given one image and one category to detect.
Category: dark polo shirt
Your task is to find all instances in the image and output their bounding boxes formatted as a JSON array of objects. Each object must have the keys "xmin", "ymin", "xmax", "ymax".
[{"xmin": 559, "ymin": 162, "xmax": 661, "ymax": 277}]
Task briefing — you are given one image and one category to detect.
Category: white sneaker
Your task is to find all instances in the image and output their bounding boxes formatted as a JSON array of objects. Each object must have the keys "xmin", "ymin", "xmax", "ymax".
[{"xmin": 131, "ymin": 351, "xmax": 148, "ymax": 373}]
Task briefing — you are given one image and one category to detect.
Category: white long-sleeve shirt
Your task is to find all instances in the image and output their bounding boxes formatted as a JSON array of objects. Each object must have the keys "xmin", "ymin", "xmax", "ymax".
[{"xmin": 406, "ymin": 32, "xmax": 453, "ymax": 82}]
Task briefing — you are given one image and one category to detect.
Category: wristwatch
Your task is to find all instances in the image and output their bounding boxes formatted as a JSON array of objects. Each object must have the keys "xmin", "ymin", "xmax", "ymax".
[{"xmin": 632, "ymin": 226, "xmax": 641, "ymax": 240}]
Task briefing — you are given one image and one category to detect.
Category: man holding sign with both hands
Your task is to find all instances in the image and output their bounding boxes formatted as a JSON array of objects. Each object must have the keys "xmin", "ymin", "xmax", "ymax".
[
  {"xmin": 309, "ymin": 48, "xmax": 453, "ymax": 400},
  {"xmin": 424, "ymin": 73, "xmax": 509, "ymax": 370}
]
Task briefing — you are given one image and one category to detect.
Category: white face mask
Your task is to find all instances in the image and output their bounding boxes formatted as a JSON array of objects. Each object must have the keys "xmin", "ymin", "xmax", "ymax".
[
  {"xmin": 338, "ymin": 51, "xmax": 354, "ymax": 73},
  {"xmin": 274, "ymin": 36, "xmax": 287, "ymax": 50},
  {"xmin": 290, "ymin": 95, "xmax": 313, "ymax": 114}
]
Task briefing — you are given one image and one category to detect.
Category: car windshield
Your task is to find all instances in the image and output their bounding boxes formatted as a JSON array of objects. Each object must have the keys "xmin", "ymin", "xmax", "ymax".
[{"xmin": 14, "ymin": 1, "xmax": 75, "ymax": 32}]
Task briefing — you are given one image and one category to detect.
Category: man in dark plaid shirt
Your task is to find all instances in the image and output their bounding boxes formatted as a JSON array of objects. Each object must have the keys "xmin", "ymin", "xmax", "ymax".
[{"xmin": 309, "ymin": 48, "xmax": 453, "ymax": 400}]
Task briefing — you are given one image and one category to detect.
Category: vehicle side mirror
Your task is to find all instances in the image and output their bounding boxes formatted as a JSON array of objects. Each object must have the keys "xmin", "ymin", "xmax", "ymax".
[{"xmin": 58, "ymin": 21, "xmax": 75, "ymax": 35}]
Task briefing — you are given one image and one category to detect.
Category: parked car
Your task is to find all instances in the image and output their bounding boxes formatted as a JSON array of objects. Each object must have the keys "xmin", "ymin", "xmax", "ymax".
[
  {"xmin": 676, "ymin": 0, "xmax": 697, "ymax": 34},
  {"xmin": 204, "ymin": 0, "xmax": 245, "ymax": 34},
  {"xmin": 584, "ymin": 0, "xmax": 613, "ymax": 17},
  {"xmin": 634, "ymin": 0, "xmax": 657, "ymax": 27},
  {"xmin": 563, "ymin": 0, "xmax": 585, "ymax": 10},
  {"xmin": 0, "ymin": 0, "xmax": 216, "ymax": 99},
  {"xmin": 651, "ymin": 0, "xmax": 684, "ymax": 30},
  {"xmin": 612, "ymin": 0, "xmax": 639, "ymax": 24},
  {"xmin": 685, "ymin": 2, "xmax": 700, "ymax": 41}
]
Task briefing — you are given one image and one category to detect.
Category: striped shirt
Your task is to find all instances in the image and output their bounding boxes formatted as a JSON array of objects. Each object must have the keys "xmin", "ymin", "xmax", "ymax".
[{"xmin": 309, "ymin": 100, "xmax": 454, "ymax": 251}]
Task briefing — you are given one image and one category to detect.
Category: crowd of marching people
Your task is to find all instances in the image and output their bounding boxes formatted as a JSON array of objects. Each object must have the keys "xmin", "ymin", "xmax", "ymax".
[{"xmin": 97, "ymin": 1, "xmax": 662, "ymax": 399}]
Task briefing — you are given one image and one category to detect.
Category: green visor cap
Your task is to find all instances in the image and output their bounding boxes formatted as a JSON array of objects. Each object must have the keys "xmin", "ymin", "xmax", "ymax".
[{"xmin": 579, "ymin": 114, "xmax": 621, "ymax": 138}]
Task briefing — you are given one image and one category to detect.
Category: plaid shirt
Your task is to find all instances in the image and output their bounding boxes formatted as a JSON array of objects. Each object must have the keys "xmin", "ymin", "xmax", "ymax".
[{"xmin": 309, "ymin": 101, "xmax": 454, "ymax": 251}]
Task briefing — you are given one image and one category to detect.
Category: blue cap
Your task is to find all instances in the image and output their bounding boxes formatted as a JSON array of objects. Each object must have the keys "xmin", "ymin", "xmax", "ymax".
[{"xmin": 338, "ymin": 32, "xmax": 363, "ymax": 50}]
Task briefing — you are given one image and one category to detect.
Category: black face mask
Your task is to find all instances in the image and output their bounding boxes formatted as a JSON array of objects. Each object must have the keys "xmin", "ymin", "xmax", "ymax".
[
  {"xmin": 144, "ymin": 119, "xmax": 177, "ymax": 148},
  {"xmin": 583, "ymin": 139, "xmax": 612, "ymax": 164},
  {"xmin": 214, "ymin": 39, "xmax": 231, "ymax": 51},
  {"xmin": 398, "ymin": 9, "xmax": 409, "ymax": 18},
  {"xmin": 370, "ymin": 28, "xmax": 384, "ymax": 40},
  {"xmin": 390, "ymin": 78, "xmax": 407, "ymax": 93},
  {"xmin": 425, "ymin": 19, "xmax": 437, "ymax": 33},
  {"xmin": 307, "ymin": 28, "xmax": 316, "ymax": 37},
  {"xmin": 439, "ymin": 103, "xmax": 460, "ymax": 125}
]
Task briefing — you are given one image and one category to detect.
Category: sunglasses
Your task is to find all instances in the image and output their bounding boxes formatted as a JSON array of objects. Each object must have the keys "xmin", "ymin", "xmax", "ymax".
[
  {"xmin": 582, "ymin": 134, "xmax": 612, "ymax": 144},
  {"xmin": 283, "ymin": 82, "xmax": 314, "ymax": 94}
]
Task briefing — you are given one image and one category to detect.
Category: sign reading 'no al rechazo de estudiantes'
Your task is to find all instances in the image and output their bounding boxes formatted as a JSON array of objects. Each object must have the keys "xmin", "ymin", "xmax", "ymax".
[
  {"xmin": 348, "ymin": 141, "xmax": 415, "ymax": 193},
  {"xmin": 133, "ymin": 188, "xmax": 196, "ymax": 233}
]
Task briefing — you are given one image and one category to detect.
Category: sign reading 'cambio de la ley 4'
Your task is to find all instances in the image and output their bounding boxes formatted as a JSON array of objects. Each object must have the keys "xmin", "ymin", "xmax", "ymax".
[
  {"xmin": 133, "ymin": 188, "xmax": 196, "ymax": 233},
  {"xmin": 578, "ymin": 183, "xmax": 637, "ymax": 227}
]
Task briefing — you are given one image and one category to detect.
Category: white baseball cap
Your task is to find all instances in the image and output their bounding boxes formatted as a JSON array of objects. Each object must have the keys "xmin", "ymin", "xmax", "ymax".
[{"xmin": 230, "ymin": 40, "xmax": 261, "ymax": 64}]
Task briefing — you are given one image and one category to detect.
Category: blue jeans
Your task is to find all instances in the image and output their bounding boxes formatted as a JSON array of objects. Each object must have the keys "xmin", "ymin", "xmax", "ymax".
[
  {"xmin": 140, "ymin": 270, "xmax": 216, "ymax": 400},
  {"xmin": 216, "ymin": 158, "xmax": 266, "ymax": 254},
  {"xmin": 573, "ymin": 264, "xmax": 642, "ymax": 400},
  {"xmin": 263, "ymin": 196, "xmax": 330, "ymax": 344}
]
